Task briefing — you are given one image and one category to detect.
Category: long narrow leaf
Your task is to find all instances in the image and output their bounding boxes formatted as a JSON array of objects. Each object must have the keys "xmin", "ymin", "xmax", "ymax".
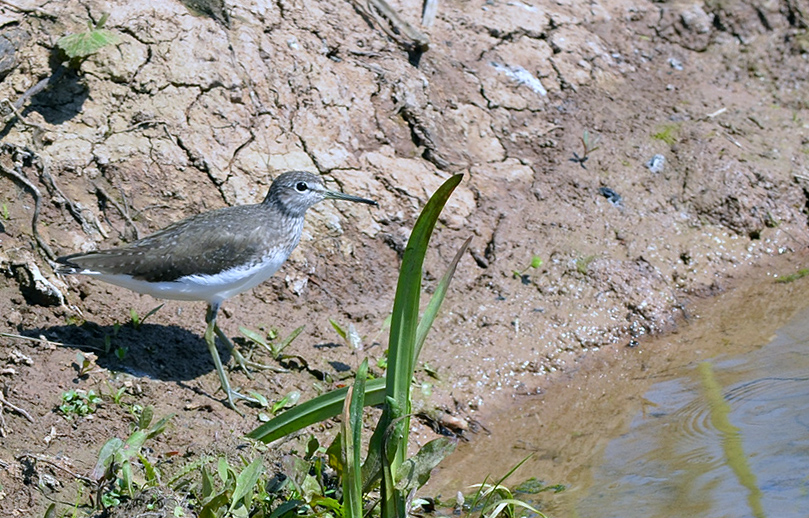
[
  {"xmin": 343, "ymin": 359, "xmax": 368, "ymax": 518},
  {"xmin": 380, "ymin": 174, "xmax": 463, "ymax": 518},
  {"xmin": 385, "ymin": 174, "xmax": 463, "ymax": 446},
  {"xmin": 414, "ymin": 236, "xmax": 471, "ymax": 360},
  {"xmin": 246, "ymin": 378, "xmax": 386, "ymax": 443}
]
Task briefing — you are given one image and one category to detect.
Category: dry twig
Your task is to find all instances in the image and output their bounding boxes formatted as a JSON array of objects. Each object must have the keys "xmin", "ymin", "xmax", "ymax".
[{"xmin": 0, "ymin": 146, "xmax": 55, "ymax": 260}]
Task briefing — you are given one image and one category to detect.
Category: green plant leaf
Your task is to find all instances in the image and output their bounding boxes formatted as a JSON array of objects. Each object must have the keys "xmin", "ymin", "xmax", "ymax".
[
  {"xmin": 217, "ymin": 457, "xmax": 229, "ymax": 484},
  {"xmin": 140, "ymin": 303, "xmax": 164, "ymax": 326},
  {"xmin": 229, "ymin": 457, "xmax": 263, "ymax": 513},
  {"xmin": 201, "ymin": 464, "xmax": 214, "ymax": 499},
  {"xmin": 272, "ymin": 391, "xmax": 301, "ymax": 414},
  {"xmin": 239, "ymin": 326, "xmax": 268, "ymax": 347},
  {"xmin": 274, "ymin": 325, "xmax": 305, "ymax": 356},
  {"xmin": 386, "ymin": 174, "xmax": 462, "ymax": 418},
  {"xmin": 370, "ymin": 175, "xmax": 463, "ymax": 518},
  {"xmin": 138, "ymin": 405, "xmax": 154, "ymax": 430},
  {"xmin": 91, "ymin": 437, "xmax": 123, "ymax": 481},
  {"xmin": 246, "ymin": 378, "xmax": 386, "ymax": 443},
  {"xmin": 342, "ymin": 359, "xmax": 368, "ymax": 518},
  {"xmin": 121, "ymin": 459, "xmax": 134, "ymax": 496},
  {"xmin": 129, "ymin": 308, "xmax": 140, "ymax": 327},
  {"xmin": 57, "ymin": 27, "xmax": 120, "ymax": 59},
  {"xmin": 329, "ymin": 318, "xmax": 347, "ymax": 340},
  {"xmin": 395, "ymin": 437, "xmax": 457, "ymax": 494},
  {"xmin": 138, "ymin": 452, "xmax": 158, "ymax": 487},
  {"xmin": 145, "ymin": 413, "xmax": 174, "ymax": 440},
  {"xmin": 484, "ymin": 498, "xmax": 546, "ymax": 518}
]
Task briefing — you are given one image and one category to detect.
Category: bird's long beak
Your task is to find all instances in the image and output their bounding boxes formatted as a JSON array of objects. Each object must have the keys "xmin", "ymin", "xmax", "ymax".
[{"xmin": 324, "ymin": 189, "xmax": 378, "ymax": 206}]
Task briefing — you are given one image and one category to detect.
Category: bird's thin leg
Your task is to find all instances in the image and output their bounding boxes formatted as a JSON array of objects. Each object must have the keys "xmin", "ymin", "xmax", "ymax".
[
  {"xmin": 213, "ymin": 323, "xmax": 282, "ymax": 373},
  {"xmin": 204, "ymin": 304, "xmax": 258, "ymax": 412}
]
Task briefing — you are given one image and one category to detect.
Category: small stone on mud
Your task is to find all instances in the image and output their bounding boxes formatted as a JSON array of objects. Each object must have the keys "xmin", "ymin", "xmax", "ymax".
[
  {"xmin": 646, "ymin": 154, "xmax": 666, "ymax": 174},
  {"xmin": 599, "ymin": 187, "xmax": 623, "ymax": 207}
]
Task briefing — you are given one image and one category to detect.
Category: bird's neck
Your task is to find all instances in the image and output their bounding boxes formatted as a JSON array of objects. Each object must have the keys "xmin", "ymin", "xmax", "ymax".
[{"xmin": 262, "ymin": 195, "xmax": 308, "ymax": 220}]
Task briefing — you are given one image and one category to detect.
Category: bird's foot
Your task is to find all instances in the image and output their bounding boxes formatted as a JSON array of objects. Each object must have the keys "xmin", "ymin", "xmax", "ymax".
[
  {"xmin": 222, "ymin": 387, "xmax": 263, "ymax": 415},
  {"xmin": 230, "ymin": 347, "xmax": 286, "ymax": 373}
]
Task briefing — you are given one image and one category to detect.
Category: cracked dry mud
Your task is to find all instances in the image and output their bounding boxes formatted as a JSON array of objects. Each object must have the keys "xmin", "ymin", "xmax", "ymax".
[{"xmin": 1, "ymin": 0, "xmax": 809, "ymax": 515}]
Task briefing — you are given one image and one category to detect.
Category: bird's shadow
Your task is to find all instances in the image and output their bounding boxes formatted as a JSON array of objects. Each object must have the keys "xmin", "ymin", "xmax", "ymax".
[{"xmin": 27, "ymin": 321, "xmax": 226, "ymax": 382}]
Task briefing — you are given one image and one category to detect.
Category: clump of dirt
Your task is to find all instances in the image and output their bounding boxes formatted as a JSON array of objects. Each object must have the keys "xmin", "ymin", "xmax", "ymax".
[{"xmin": 0, "ymin": 0, "xmax": 808, "ymax": 515}]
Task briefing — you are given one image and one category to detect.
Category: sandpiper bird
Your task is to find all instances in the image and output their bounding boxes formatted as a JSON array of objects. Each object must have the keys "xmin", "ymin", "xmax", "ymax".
[{"xmin": 56, "ymin": 171, "xmax": 377, "ymax": 411}]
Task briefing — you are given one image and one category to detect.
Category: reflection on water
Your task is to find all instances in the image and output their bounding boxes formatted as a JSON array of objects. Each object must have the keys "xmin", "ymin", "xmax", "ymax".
[
  {"xmin": 572, "ymin": 305, "xmax": 809, "ymax": 518},
  {"xmin": 428, "ymin": 277, "xmax": 809, "ymax": 518}
]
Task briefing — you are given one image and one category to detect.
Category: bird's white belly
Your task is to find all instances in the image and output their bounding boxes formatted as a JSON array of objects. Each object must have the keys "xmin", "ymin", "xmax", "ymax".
[{"xmin": 88, "ymin": 254, "xmax": 289, "ymax": 305}]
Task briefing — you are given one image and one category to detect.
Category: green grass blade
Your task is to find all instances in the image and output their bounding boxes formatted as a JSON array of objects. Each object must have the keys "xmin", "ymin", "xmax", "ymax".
[
  {"xmin": 385, "ymin": 174, "xmax": 463, "ymax": 453},
  {"xmin": 246, "ymin": 378, "xmax": 386, "ymax": 443},
  {"xmin": 414, "ymin": 236, "xmax": 471, "ymax": 360},
  {"xmin": 343, "ymin": 359, "xmax": 368, "ymax": 518}
]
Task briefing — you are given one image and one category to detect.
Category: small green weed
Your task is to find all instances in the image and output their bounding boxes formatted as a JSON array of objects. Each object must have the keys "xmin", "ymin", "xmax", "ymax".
[
  {"xmin": 512, "ymin": 255, "xmax": 543, "ymax": 285},
  {"xmin": 571, "ymin": 130, "xmax": 600, "ymax": 167},
  {"xmin": 91, "ymin": 407, "xmax": 173, "ymax": 510},
  {"xmin": 239, "ymin": 324, "xmax": 304, "ymax": 360},
  {"xmin": 329, "ymin": 318, "xmax": 363, "ymax": 349},
  {"xmin": 652, "ymin": 123, "xmax": 680, "ymax": 146},
  {"xmin": 455, "ymin": 457, "xmax": 550, "ymax": 518},
  {"xmin": 129, "ymin": 304, "xmax": 164, "ymax": 330},
  {"xmin": 108, "ymin": 385, "xmax": 127, "ymax": 406},
  {"xmin": 56, "ymin": 12, "xmax": 120, "ymax": 63},
  {"xmin": 103, "ymin": 322, "xmax": 121, "ymax": 355},
  {"xmin": 272, "ymin": 391, "xmax": 301, "ymax": 414},
  {"xmin": 170, "ymin": 456, "xmax": 268, "ymax": 517},
  {"xmin": 1, "ymin": 202, "xmax": 8, "ymax": 220},
  {"xmin": 575, "ymin": 255, "xmax": 597, "ymax": 275},
  {"xmin": 59, "ymin": 389, "xmax": 102, "ymax": 418},
  {"xmin": 776, "ymin": 268, "xmax": 809, "ymax": 283},
  {"xmin": 75, "ymin": 352, "xmax": 95, "ymax": 377}
]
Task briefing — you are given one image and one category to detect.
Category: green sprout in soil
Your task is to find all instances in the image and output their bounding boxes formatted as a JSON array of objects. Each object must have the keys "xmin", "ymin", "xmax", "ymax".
[
  {"xmin": 513, "ymin": 255, "xmax": 543, "ymax": 285},
  {"xmin": 56, "ymin": 12, "xmax": 120, "ymax": 64},
  {"xmin": 571, "ymin": 130, "xmax": 600, "ymax": 168},
  {"xmin": 272, "ymin": 391, "xmax": 301, "ymax": 414},
  {"xmin": 59, "ymin": 389, "xmax": 102, "ymax": 418},
  {"xmin": 652, "ymin": 123, "xmax": 680, "ymax": 146},
  {"xmin": 239, "ymin": 324, "xmax": 304, "ymax": 361},
  {"xmin": 575, "ymin": 254, "xmax": 597, "ymax": 275},
  {"xmin": 90, "ymin": 407, "xmax": 173, "ymax": 510},
  {"xmin": 776, "ymin": 268, "xmax": 809, "ymax": 283},
  {"xmin": 104, "ymin": 383, "xmax": 128, "ymax": 406},
  {"xmin": 330, "ymin": 318, "xmax": 363, "ymax": 349},
  {"xmin": 1, "ymin": 202, "xmax": 8, "ymax": 220},
  {"xmin": 453, "ymin": 456, "xmax": 547, "ymax": 518},
  {"xmin": 74, "ymin": 352, "xmax": 94, "ymax": 377},
  {"xmin": 129, "ymin": 303, "xmax": 164, "ymax": 330}
]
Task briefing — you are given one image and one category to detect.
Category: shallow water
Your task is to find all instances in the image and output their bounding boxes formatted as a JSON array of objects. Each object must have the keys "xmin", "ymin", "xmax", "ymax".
[
  {"xmin": 571, "ymin": 305, "xmax": 809, "ymax": 518},
  {"xmin": 428, "ymin": 274, "xmax": 809, "ymax": 518}
]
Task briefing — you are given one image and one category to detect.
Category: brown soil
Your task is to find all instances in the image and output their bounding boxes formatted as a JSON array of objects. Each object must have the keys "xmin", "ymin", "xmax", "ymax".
[{"xmin": 1, "ymin": 0, "xmax": 808, "ymax": 515}]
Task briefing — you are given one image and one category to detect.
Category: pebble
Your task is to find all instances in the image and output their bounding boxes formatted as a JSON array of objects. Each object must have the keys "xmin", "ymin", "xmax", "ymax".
[{"xmin": 647, "ymin": 154, "xmax": 666, "ymax": 174}]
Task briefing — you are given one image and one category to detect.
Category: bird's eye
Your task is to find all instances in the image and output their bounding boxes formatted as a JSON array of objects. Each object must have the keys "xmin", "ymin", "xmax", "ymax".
[{"xmin": 295, "ymin": 181, "xmax": 308, "ymax": 192}]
